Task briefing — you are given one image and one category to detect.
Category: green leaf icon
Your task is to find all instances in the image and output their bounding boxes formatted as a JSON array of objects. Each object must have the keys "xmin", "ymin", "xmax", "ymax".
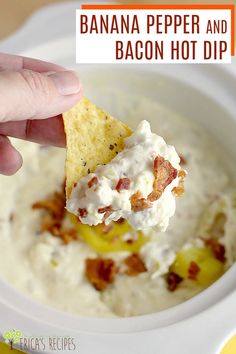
[{"xmin": 3, "ymin": 329, "xmax": 23, "ymax": 350}]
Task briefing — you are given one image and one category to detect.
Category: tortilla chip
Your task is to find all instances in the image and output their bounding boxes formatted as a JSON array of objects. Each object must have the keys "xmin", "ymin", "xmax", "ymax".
[{"xmin": 63, "ymin": 97, "xmax": 132, "ymax": 198}]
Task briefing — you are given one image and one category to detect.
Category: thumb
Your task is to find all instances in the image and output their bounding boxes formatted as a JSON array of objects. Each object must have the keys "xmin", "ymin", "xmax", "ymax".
[{"xmin": 0, "ymin": 69, "xmax": 82, "ymax": 122}]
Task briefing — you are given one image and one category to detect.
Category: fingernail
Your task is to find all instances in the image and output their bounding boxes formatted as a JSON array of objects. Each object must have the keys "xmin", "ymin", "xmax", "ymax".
[{"xmin": 48, "ymin": 71, "xmax": 81, "ymax": 96}]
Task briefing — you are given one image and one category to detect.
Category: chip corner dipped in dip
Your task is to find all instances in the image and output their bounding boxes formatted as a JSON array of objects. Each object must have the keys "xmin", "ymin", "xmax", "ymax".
[{"xmin": 63, "ymin": 97, "xmax": 186, "ymax": 231}]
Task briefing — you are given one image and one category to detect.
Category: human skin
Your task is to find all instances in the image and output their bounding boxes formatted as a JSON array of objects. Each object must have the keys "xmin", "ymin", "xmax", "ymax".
[{"xmin": 0, "ymin": 53, "xmax": 82, "ymax": 175}]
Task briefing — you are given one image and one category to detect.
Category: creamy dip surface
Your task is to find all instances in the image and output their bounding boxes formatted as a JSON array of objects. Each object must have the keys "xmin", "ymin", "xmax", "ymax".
[
  {"xmin": 67, "ymin": 120, "xmax": 181, "ymax": 231},
  {"xmin": 0, "ymin": 90, "xmax": 235, "ymax": 317}
]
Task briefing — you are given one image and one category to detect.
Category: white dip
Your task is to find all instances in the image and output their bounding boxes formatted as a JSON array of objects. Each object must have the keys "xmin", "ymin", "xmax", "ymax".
[
  {"xmin": 67, "ymin": 120, "xmax": 181, "ymax": 230},
  {"xmin": 0, "ymin": 83, "xmax": 235, "ymax": 318}
]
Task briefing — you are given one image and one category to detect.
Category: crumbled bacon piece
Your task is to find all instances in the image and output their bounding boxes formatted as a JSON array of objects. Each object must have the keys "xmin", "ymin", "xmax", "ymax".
[
  {"xmin": 115, "ymin": 217, "xmax": 125, "ymax": 224},
  {"xmin": 188, "ymin": 261, "xmax": 200, "ymax": 280},
  {"xmin": 32, "ymin": 183, "xmax": 78, "ymax": 244},
  {"xmin": 130, "ymin": 191, "xmax": 152, "ymax": 212},
  {"xmin": 178, "ymin": 170, "xmax": 187, "ymax": 179},
  {"xmin": 166, "ymin": 272, "xmax": 183, "ymax": 291},
  {"xmin": 40, "ymin": 214, "xmax": 60, "ymax": 231},
  {"xmin": 172, "ymin": 169, "xmax": 186, "ymax": 197},
  {"xmin": 204, "ymin": 239, "xmax": 226, "ymax": 263},
  {"xmin": 124, "ymin": 253, "xmax": 147, "ymax": 276},
  {"xmin": 78, "ymin": 208, "xmax": 88, "ymax": 218},
  {"xmin": 180, "ymin": 155, "xmax": 187, "ymax": 165},
  {"xmin": 129, "ymin": 156, "xmax": 180, "ymax": 213},
  {"xmin": 50, "ymin": 226, "xmax": 78, "ymax": 244},
  {"xmin": 148, "ymin": 156, "xmax": 178, "ymax": 202},
  {"xmin": 116, "ymin": 178, "xmax": 131, "ymax": 192},
  {"xmin": 103, "ymin": 211, "xmax": 112, "ymax": 222},
  {"xmin": 33, "ymin": 189, "xmax": 65, "ymax": 236},
  {"xmin": 88, "ymin": 176, "xmax": 98, "ymax": 188},
  {"xmin": 98, "ymin": 205, "xmax": 112, "ymax": 222},
  {"xmin": 32, "ymin": 191, "xmax": 65, "ymax": 220},
  {"xmin": 98, "ymin": 206, "xmax": 112, "ymax": 214},
  {"xmin": 85, "ymin": 258, "xmax": 117, "ymax": 291},
  {"xmin": 126, "ymin": 239, "xmax": 134, "ymax": 244}
]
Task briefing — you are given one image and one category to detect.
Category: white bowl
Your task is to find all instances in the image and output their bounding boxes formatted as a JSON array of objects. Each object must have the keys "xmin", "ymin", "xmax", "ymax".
[{"xmin": 0, "ymin": 2, "xmax": 236, "ymax": 353}]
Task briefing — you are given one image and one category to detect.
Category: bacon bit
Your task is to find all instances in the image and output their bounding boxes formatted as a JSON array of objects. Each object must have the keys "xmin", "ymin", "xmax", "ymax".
[
  {"xmin": 103, "ymin": 211, "xmax": 112, "ymax": 222},
  {"xmin": 50, "ymin": 226, "xmax": 78, "ymax": 244},
  {"xmin": 180, "ymin": 155, "xmax": 187, "ymax": 165},
  {"xmin": 103, "ymin": 210, "xmax": 112, "ymax": 222},
  {"xmin": 130, "ymin": 156, "xmax": 180, "ymax": 212},
  {"xmin": 178, "ymin": 169, "xmax": 187, "ymax": 179},
  {"xmin": 148, "ymin": 156, "xmax": 178, "ymax": 202},
  {"xmin": 32, "ymin": 191, "xmax": 65, "ymax": 220},
  {"xmin": 204, "ymin": 239, "xmax": 226, "ymax": 263},
  {"xmin": 126, "ymin": 239, "xmax": 134, "ymax": 244},
  {"xmin": 88, "ymin": 176, "xmax": 98, "ymax": 188},
  {"xmin": 78, "ymin": 208, "xmax": 88, "ymax": 218},
  {"xmin": 115, "ymin": 217, "xmax": 125, "ymax": 224},
  {"xmin": 124, "ymin": 253, "xmax": 147, "ymax": 276},
  {"xmin": 98, "ymin": 205, "xmax": 113, "ymax": 222},
  {"xmin": 172, "ymin": 169, "xmax": 187, "ymax": 197},
  {"xmin": 130, "ymin": 191, "xmax": 152, "ymax": 212},
  {"xmin": 166, "ymin": 272, "xmax": 183, "ymax": 291},
  {"xmin": 32, "ymin": 183, "xmax": 78, "ymax": 245},
  {"xmin": 73, "ymin": 182, "xmax": 77, "ymax": 188},
  {"xmin": 172, "ymin": 186, "xmax": 184, "ymax": 197},
  {"xmin": 98, "ymin": 206, "xmax": 112, "ymax": 214},
  {"xmin": 116, "ymin": 178, "xmax": 131, "ymax": 192},
  {"xmin": 188, "ymin": 261, "xmax": 200, "ymax": 280},
  {"xmin": 40, "ymin": 214, "xmax": 59, "ymax": 232},
  {"xmin": 85, "ymin": 258, "xmax": 117, "ymax": 291}
]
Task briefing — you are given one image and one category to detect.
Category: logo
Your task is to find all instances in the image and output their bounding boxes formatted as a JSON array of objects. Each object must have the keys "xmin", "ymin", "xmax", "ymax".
[
  {"xmin": 1, "ymin": 329, "xmax": 78, "ymax": 352},
  {"xmin": 3, "ymin": 329, "xmax": 22, "ymax": 350}
]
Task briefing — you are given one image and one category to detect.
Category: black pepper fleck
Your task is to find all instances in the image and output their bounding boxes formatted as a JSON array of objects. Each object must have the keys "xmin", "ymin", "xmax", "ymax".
[{"xmin": 109, "ymin": 144, "xmax": 114, "ymax": 150}]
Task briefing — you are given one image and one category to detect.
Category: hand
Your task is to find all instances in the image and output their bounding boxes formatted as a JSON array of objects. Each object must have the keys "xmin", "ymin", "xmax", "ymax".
[{"xmin": 0, "ymin": 53, "xmax": 82, "ymax": 175}]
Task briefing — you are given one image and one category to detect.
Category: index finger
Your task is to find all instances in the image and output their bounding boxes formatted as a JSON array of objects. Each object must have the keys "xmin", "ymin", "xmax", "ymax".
[
  {"xmin": 0, "ymin": 53, "xmax": 65, "ymax": 72},
  {"xmin": 0, "ymin": 117, "xmax": 66, "ymax": 147}
]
